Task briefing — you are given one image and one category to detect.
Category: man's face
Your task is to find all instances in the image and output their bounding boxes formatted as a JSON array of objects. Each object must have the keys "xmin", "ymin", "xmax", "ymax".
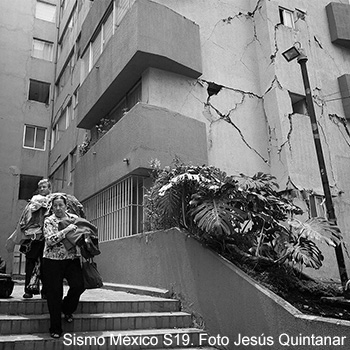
[{"xmin": 38, "ymin": 183, "xmax": 50, "ymax": 196}]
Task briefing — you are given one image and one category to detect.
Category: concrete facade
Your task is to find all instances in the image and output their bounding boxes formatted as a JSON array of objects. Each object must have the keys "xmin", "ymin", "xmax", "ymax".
[
  {"xmin": 0, "ymin": 0, "xmax": 56, "ymax": 262},
  {"xmin": 1, "ymin": 0, "xmax": 350, "ymax": 283}
]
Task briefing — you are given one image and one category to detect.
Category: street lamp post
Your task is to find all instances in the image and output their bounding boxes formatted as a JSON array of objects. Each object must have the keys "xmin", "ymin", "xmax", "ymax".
[{"xmin": 282, "ymin": 46, "xmax": 350, "ymax": 298}]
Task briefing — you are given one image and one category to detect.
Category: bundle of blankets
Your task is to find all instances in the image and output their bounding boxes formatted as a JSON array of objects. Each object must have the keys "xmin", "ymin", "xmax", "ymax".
[
  {"xmin": 58, "ymin": 217, "xmax": 100, "ymax": 259},
  {"xmin": 6, "ymin": 192, "xmax": 88, "ymax": 253}
]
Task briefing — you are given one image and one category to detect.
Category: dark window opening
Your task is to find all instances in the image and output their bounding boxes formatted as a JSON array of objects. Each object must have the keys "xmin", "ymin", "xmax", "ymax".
[
  {"xmin": 29, "ymin": 79, "xmax": 50, "ymax": 104},
  {"xmin": 289, "ymin": 92, "xmax": 308, "ymax": 115},
  {"xmin": 19, "ymin": 175, "xmax": 43, "ymax": 200}
]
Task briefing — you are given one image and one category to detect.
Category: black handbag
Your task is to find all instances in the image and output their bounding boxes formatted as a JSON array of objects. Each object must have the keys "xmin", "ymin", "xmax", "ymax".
[
  {"xmin": 82, "ymin": 258, "xmax": 103, "ymax": 289},
  {"xmin": 27, "ymin": 260, "xmax": 41, "ymax": 295},
  {"xmin": 0, "ymin": 274, "xmax": 14, "ymax": 298}
]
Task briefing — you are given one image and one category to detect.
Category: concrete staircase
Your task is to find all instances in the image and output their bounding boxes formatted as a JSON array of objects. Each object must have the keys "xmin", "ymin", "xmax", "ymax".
[{"xmin": 0, "ymin": 282, "xmax": 215, "ymax": 349}]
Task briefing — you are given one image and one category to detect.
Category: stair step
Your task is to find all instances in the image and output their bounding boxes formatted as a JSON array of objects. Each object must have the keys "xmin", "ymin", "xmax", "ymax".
[
  {"xmin": 0, "ymin": 312, "xmax": 192, "ymax": 335},
  {"xmin": 0, "ymin": 328, "xmax": 211, "ymax": 349},
  {"xmin": 0, "ymin": 299, "xmax": 180, "ymax": 315}
]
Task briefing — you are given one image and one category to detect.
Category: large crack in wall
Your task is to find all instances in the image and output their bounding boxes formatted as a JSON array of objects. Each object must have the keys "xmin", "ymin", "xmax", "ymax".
[
  {"xmin": 197, "ymin": 0, "xmax": 350, "ymax": 198},
  {"xmin": 198, "ymin": 74, "xmax": 284, "ymax": 166}
]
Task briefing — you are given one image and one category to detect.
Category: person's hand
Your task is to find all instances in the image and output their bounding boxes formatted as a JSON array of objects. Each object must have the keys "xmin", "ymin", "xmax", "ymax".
[
  {"xmin": 66, "ymin": 224, "xmax": 77, "ymax": 232},
  {"xmin": 63, "ymin": 224, "xmax": 77, "ymax": 236}
]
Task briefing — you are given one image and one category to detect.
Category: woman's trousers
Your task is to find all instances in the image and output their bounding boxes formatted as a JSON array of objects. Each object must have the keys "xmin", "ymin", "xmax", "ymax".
[{"xmin": 42, "ymin": 257, "xmax": 85, "ymax": 334}]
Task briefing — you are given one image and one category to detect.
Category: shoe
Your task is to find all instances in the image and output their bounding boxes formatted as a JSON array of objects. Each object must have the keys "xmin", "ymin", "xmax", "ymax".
[
  {"xmin": 23, "ymin": 293, "xmax": 33, "ymax": 299},
  {"xmin": 64, "ymin": 314, "xmax": 73, "ymax": 323},
  {"xmin": 50, "ymin": 332, "xmax": 61, "ymax": 339}
]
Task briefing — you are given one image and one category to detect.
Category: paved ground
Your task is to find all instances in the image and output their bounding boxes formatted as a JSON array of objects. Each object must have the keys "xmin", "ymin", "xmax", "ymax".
[{"xmin": 7, "ymin": 280, "xmax": 171, "ymax": 302}]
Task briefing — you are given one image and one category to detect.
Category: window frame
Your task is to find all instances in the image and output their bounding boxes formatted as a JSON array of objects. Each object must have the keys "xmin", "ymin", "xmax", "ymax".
[
  {"xmin": 310, "ymin": 194, "xmax": 326, "ymax": 218},
  {"xmin": 23, "ymin": 124, "xmax": 47, "ymax": 151},
  {"xmin": 35, "ymin": 0, "xmax": 56, "ymax": 23},
  {"xmin": 28, "ymin": 79, "xmax": 51, "ymax": 104},
  {"xmin": 32, "ymin": 38, "xmax": 54, "ymax": 61},
  {"xmin": 279, "ymin": 7, "xmax": 295, "ymax": 29},
  {"xmin": 18, "ymin": 174, "xmax": 43, "ymax": 200}
]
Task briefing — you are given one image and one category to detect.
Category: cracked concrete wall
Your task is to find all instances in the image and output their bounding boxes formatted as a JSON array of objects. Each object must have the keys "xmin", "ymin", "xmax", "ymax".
[
  {"xmin": 144, "ymin": 0, "xmax": 350, "ymax": 281},
  {"xmin": 0, "ymin": 0, "xmax": 56, "ymax": 262},
  {"xmin": 254, "ymin": 0, "xmax": 350, "ymax": 280},
  {"xmin": 144, "ymin": 0, "xmax": 270, "ymax": 175}
]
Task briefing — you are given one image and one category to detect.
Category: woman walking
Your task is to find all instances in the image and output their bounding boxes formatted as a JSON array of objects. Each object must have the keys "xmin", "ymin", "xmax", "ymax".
[{"xmin": 42, "ymin": 194, "xmax": 85, "ymax": 338}]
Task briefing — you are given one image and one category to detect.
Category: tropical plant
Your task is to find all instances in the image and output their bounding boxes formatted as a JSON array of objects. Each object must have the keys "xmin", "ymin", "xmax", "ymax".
[{"xmin": 144, "ymin": 161, "xmax": 342, "ymax": 271}]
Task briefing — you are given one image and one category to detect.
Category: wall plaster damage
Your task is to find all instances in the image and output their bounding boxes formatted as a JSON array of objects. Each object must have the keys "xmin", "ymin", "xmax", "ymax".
[{"xmin": 194, "ymin": 0, "xmax": 350, "ymax": 206}]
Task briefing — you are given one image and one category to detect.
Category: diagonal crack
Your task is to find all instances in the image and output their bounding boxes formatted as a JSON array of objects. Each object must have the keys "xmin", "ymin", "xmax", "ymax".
[
  {"xmin": 205, "ymin": 101, "xmax": 269, "ymax": 164},
  {"xmin": 198, "ymin": 75, "xmax": 285, "ymax": 165}
]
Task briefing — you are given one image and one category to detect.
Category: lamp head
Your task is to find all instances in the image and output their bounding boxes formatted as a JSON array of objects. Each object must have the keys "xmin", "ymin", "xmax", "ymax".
[{"xmin": 282, "ymin": 46, "xmax": 301, "ymax": 62}]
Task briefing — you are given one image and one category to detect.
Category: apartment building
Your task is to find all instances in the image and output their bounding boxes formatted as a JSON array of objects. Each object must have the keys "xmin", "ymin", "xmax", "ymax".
[
  {"xmin": 0, "ymin": 0, "xmax": 57, "ymax": 270},
  {"xmin": 1, "ymin": 0, "xmax": 350, "ymax": 280}
]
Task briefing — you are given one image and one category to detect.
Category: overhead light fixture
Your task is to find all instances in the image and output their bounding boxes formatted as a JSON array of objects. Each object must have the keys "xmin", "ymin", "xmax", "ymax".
[{"xmin": 282, "ymin": 46, "xmax": 301, "ymax": 62}]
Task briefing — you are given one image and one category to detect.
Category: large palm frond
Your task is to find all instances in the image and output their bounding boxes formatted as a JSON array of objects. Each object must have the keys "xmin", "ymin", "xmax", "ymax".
[
  {"xmin": 155, "ymin": 185, "xmax": 182, "ymax": 224},
  {"xmin": 289, "ymin": 217, "xmax": 342, "ymax": 247},
  {"xmin": 235, "ymin": 172, "xmax": 279, "ymax": 193},
  {"xmin": 190, "ymin": 194, "xmax": 247, "ymax": 237},
  {"xmin": 284, "ymin": 238, "xmax": 324, "ymax": 269}
]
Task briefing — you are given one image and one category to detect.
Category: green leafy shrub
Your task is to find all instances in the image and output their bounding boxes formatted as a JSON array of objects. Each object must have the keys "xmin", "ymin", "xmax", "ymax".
[{"xmin": 144, "ymin": 160, "xmax": 342, "ymax": 271}]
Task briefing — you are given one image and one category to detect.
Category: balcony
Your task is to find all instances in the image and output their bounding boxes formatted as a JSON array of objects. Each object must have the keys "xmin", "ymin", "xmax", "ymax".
[
  {"xmin": 77, "ymin": 0, "xmax": 202, "ymax": 129},
  {"xmin": 74, "ymin": 103, "xmax": 208, "ymax": 201},
  {"xmin": 326, "ymin": 2, "xmax": 350, "ymax": 48}
]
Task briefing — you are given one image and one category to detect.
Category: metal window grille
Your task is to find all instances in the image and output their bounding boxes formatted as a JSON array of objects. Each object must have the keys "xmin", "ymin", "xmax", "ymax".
[{"xmin": 83, "ymin": 175, "xmax": 149, "ymax": 242}]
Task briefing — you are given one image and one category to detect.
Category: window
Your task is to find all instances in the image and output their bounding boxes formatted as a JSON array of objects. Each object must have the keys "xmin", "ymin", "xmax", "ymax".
[
  {"xmin": 19, "ymin": 175, "xmax": 43, "ymax": 200},
  {"xmin": 51, "ymin": 158, "xmax": 68, "ymax": 191},
  {"xmin": 91, "ymin": 30, "xmax": 102, "ymax": 66},
  {"xmin": 116, "ymin": 0, "xmax": 131, "ymax": 26},
  {"xmin": 59, "ymin": 6, "xmax": 77, "ymax": 54},
  {"xmin": 28, "ymin": 79, "xmax": 50, "ymax": 104},
  {"xmin": 110, "ymin": 80, "xmax": 141, "ymax": 121},
  {"xmin": 279, "ymin": 7, "xmax": 294, "ymax": 28},
  {"xmin": 80, "ymin": 3, "xmax": 118, "ymax": 83},
  {"xmin": 50, "ymin": 126, "xmax": 56, "ymax": 150},
  {"xmin": 23, "ymin": 125, "xmax": 47, "ymax": 150},
  {"xmin": 289, "ymin": 92, "xmax": 308, "ymax": 115},
  {"xmin": 102, "ymin": 6, "xmax": 114, "ymax": 49},
  {"xmin": 56, "ymin": 53, "xmax": 73, "ymax": 96},
  {"xmin": 80, "ymin": 46, "xmax": 90, "ymax": 83},
  {"xmin": 94, "ymin": 80, "xmax": 141, "ymax": 139},
  {"xmin": 52, "ymin": 102, "xmax": 72, "ymax": 146},
  {"xmin": 310, "ymin": 195, "xmax": 326, "ymax": 218},
  {"xmin": 83, "ymin": 175, "xmax": 151, "ymax": 242},
  {"xmin": 69, "ymin": 148, "xmax": 77, "ymax": 185},
  {"xmin": 32, "ymin": 38, "xmax": 54, "ymax": 61},
  {"xmin": 73, "ymin": 89, "xmax": 79, "ymax": 119},
  {"xmin": 35, "ymin": 1, "xmax": 56, "ymax": 23}
]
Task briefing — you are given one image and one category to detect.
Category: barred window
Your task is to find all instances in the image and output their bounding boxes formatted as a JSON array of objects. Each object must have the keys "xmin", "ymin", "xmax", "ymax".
[{"xmin": 83, "ymin": 176, "xmax": 152, "ymax": 242}]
